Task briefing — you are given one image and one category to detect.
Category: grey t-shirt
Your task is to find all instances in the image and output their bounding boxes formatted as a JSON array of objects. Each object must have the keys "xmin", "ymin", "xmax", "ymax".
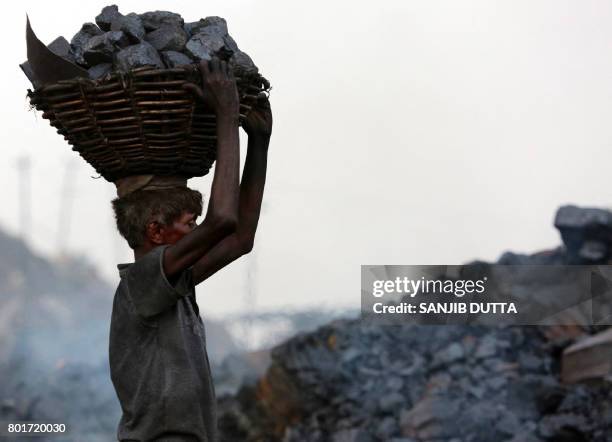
[{"xmin": 109, "ymin": 245, "xmax": 217, "ymax": 442}]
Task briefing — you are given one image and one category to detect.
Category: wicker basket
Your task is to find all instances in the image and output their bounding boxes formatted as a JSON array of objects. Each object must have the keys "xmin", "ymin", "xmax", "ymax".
[{"xmin": 27, "ymin": 65, "xmax": 270, "ymax": 182}]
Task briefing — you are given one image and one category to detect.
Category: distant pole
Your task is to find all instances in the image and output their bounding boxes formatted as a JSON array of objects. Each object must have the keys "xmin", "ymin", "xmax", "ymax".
[
  {"xmin": 57, "ymin": 159, "xmax": 76, "ymax": 254},
  {"xmin": 16, "ymin": 156, "xmax": 32, "ymax": 244}
]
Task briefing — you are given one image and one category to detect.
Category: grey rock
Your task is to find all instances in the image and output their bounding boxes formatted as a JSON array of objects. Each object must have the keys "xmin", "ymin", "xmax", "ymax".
[
  {"xmin": 202, "ymin": 16, "xmax": 228, "ymax": 34},
  {"xmin": 495, "ymin": 411, "xmax": 522, "ymax": 436},
  {"xmin": 486, "ymin": 376, "xmax": 507, "ymax": 391},
  {"xmin": 88, "ymin": 63, "xmax": 112, "ymax": 80},
  {"xmin": 223, "ymin": 34, "xmax": 239, "ymax": 52},
  {"xmin": 331, "ymin": 428, "xmax": 373, "ymax": 442},
  {"xmin": 229, "ymin": 50, "xmax": 258, "ymax": 74},
  {"xmin": 110, "ymin": 14, "xmax": 145, "ymax": 43},
  {"xmin": 399, "ymin": 396, "xmax": 460, "ymax": 440},
  {"xmin": 185, "ymin": 16, "xmax": 228, "ymax": 37},
  {"xmin": 386, "ymin": 376, "xmax": 404, "ymax": 391},
  {"xmin": 433, "ymin": 342, "xmax": 465, "ymax": 367},
  {"xmin": 376, "ymin": 416, "xmax": 399, "ymax": 439},
  {"xmin": 95, "ymin": 5, "xmax": 121, "ymax": 31},
  {"xmin": 160, "ymin": 51, "xmax": 193, "ymax": 68},
  {"xmin": 537, "ymin": 413, "xmax": 589, "ymax": 439},
  {"xmin": 554, "ymin": 204, "xmax": 612, "ymax": 263},
  {"xmin": 184, "ymin": 20, "xmax": 202, "ymax": 38},
  {"xmin": 145, "ymin": 25, "xmax": 187, "ymax": 52},
  {"xmin": 139, "ymin": 10, "xmax": 184, "ymax": 32},
  {"xmin": 185, "ymin": 32, "xmax": 226, "ymax": 61},
  {"xmin": 47, "ymin": 37, "xmax": 75, "ymax": 62},
  {"xmin": 474, "ymin": 336, "xmax": 497, "ymax": 359},
  {"xmin": 519, "ymin": 352, "xmax": 542, "ymax": 371},
  {"xmin": 378, "ymin": 392, "xmax": 405, "ymax": 413},
  {"xmin": 114, "ymin": 41, "xmax": 164, "ymax": 72},
  {"xmin": 507, "ymin": 432, "xmax": 543, "ymax": 442},
  {"xmin": 70, "ymin": 23, "xmax": 104, "ymax": 66},
  {"xmin": 341, "ymin": 347, "xmax": 361, "ymax": 364},
  {"xmin": 83, "ymin": 31, "xmax": 128, "ymax": 65}
]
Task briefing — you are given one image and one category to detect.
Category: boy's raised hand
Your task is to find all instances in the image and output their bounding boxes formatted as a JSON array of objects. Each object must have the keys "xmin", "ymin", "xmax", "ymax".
[
  {"xmin": 243, "ymin": 93, "xmax": 272, "ymax": 139},
  {"xmin": 183, "ymin": 58, "xmax": 240, "ymax": 117}
]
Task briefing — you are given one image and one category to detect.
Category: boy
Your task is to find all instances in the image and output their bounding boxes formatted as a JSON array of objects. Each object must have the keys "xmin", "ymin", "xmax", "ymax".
[{"xmin": 109, "ymin": 57, "xmax": 272, "ymax": 442}]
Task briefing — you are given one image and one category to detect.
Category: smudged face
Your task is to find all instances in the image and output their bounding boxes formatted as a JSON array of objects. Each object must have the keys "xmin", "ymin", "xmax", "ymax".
[{"xmin": 149, "ymin": 212, "xmax": 198, "ymax": 245}]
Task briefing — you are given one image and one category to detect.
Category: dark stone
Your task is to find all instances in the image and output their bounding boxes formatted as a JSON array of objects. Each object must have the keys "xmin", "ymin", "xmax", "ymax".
[
  {"xmin": 184, "ymin": 16, "xmax": 228, "ymax": 38},
  {"xmin": 331, "ymin": 429, "xmax": 373, "ymax": 442},
  {"xmin": 144, "ymin": 25, "xmax": 187, "ymax": 52},
  {"xmin": 185, "ymin": 32, "xmax": 225, "ymax": 61},
  {"xmin": 229, "ymin": 51, "xmax": 258, "ymax": 74},
  {"xmin": 88, "ymin": 63, "xmax": 112, "ymax": 80},
  {"xmin": 160, "ymin": 51, "xmax": 193, "ymax": 68},
  {"xmin": 554, "ymin": 205, "xmax": 612, "ymax": 264},
  {"xmin": 201, "ymin": 16, "xmax": 228, "ymax": 35},
  {"xmin": 139, "ymin": 10, "xmax": 184, "ymax": 32},
  {"xmin": 70, "ymin": 23, "xmax": 104, "ymax": 66},
  {"xmin": 378, "ymin": 392, "xmax": 405, "ymax": 413},
  {"xmin": 114, "ymin": 41, "xmax": 164, "ymax": 72},
  {"xmin": 223, "ymin": 34, "xmax": 239, "ymax": 52},
  {"xmin": 95, "ymin": 5, "xmax": 121, "ymax": 31},
  {"xmin": 110, "ymin": 14, "xmax": 145, "ymax": 43},
  {"xmin": 47, "ymin": 37, "xmax": 75, "ymax": 62},
  {"xmin": 83, "ymin": 31, "xmax": 128, "ymax": 65},
  {"xmin": 184, "ymin": 20, "xmax": 204, "ymax": 38}
]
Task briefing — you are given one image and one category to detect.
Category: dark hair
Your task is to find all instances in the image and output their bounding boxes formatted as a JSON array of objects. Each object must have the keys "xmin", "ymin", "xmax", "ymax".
[{"xmin": 112, "ymin": 187, "xmax": 203, "ymax": 249}]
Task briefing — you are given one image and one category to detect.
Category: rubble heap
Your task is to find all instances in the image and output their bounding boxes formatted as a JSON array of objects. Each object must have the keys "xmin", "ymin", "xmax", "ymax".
[
  {"xmin": 21, "ymin": 5, "xmax": 258, "ymax": 87},
  {"xmin": 217, "ymin": 205, "xmax": 612, "ymax": 442}
]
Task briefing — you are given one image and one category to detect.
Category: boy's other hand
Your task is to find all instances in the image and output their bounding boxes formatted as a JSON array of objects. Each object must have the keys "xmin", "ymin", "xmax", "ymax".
[
  {"xmin": 182, "ymin": 57, "xmax": 240, "ymax": 117},
  {"xmin": 243, "ymin": 93, "xmax": 272, "ymax": 139}
]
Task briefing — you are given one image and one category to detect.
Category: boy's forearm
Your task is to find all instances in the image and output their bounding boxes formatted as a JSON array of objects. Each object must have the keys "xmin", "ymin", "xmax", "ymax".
[
  {"xmin": 162, "ymin": 113, "xmax": 240, "ymax": 278},
  {"xmin": 190, "ymin": 134, "xmax": 269, "ymax": 284},
  {"xmin": 206, "ymin": 113, "xmax": 240, "ymax": 224},
  {"xmin": 235, "ymin": 134, "xmax": 270, "ymax": 250}
]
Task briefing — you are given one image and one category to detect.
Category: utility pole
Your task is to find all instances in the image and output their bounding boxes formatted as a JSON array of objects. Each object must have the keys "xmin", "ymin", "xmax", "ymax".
[
  {"xmin": 57, "ymin": 159, "xmax": 76, "ymax": 255},
  {"xmin": 16, "ymin": 156, "xmax": 32, "ymax": 244}
]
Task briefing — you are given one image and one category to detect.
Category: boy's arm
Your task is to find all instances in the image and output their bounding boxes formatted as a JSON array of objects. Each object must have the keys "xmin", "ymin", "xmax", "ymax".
[
  {"xmin": 191, "ymin": 95, "xmax": 272, "ymax": 285},
  {"xmin": 163, "ymin": 58, "xmax": 241, "ymax": 279}
]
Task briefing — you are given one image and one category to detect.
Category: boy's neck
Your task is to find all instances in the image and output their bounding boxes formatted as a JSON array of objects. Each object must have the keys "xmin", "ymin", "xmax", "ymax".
[{"xmin": 134, "ymin": 243, "xmax": 157, "ymax": 261}]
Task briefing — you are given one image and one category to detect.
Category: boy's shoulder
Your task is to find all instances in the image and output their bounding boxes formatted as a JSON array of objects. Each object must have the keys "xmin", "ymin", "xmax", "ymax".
[{"xmin": 114, "ymin": 245, "xmax": 195, "ymax": 319}]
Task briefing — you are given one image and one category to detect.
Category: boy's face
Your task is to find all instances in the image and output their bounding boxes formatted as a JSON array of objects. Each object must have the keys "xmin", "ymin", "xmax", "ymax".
[{"xmin": 150, "ymin": 212, "xmax": 198, "ymax": 245}]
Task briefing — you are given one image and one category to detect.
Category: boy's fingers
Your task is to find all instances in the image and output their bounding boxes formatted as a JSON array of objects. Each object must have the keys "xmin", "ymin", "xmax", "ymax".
[
  {"xmin": 210, "ymin": 57, "xmax": 221, "ymax": 73},
  {"xmin": 198, "ymin": 59, "xmax": 210, "ymax": 77},
  {"xmin": 220, "ymin": 60, "xmax": 228, "ymax": 77}
]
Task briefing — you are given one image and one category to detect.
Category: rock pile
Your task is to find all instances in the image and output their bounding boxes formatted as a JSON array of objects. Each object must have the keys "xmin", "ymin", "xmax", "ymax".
[
  {"xmin": 219, "ymin": 320, "xmax": 612, "ymax": 442},
  {"xmin": 217, "ymin": 205, "xmax": 612, "ymax": 442},
  {"xmin": 21, "ymin": 5, "xmax": 258, "ymax": 86}
]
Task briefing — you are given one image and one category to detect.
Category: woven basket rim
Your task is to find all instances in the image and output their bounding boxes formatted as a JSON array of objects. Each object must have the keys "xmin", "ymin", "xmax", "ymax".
[{"xmin": 29, "ymin": 63, "xmax": 271, "ymax": 95}]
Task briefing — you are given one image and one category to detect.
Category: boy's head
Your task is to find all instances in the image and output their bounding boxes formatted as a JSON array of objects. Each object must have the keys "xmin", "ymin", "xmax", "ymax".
[{"xmin": 112, "ymin": 187, "xmax": 203, "ymax": 250}]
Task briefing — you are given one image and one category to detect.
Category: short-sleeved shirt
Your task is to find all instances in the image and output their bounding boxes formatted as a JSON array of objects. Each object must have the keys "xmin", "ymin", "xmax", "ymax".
[{"xmin": 109, "ymin": 245, "xmax": 217, "ymax": 442}]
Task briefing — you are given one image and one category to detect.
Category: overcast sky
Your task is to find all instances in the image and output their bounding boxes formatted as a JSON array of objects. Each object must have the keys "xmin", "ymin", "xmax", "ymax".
[{"xmin": 2, "ymin": 0, "xmax": 612, "ymax": 317}]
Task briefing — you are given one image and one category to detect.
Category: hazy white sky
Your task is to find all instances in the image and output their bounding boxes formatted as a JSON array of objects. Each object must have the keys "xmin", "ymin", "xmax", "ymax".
[{"xmin": 2, "ymin": 0, "xmax": 612, "ymax": 316}]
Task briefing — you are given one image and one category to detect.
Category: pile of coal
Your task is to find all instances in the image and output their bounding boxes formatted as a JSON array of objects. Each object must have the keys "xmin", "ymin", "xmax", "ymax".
[
  {"xmin": 215, "ymin": 205, "xmax": 612, "ymax": 442},
  {"xmin": 21, "ymin": 5, "xmax": 258, "ymax": 86}
]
